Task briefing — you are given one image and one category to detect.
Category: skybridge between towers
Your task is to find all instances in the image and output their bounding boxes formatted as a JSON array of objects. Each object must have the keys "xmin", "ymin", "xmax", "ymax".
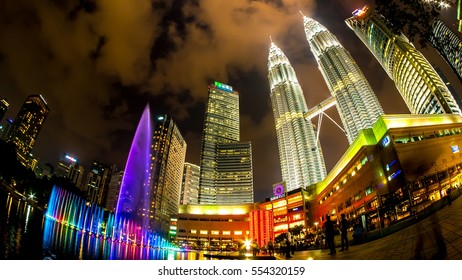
[{"xmin": 304, "ymin": 96, "xmax": 346, "ymax": 143}]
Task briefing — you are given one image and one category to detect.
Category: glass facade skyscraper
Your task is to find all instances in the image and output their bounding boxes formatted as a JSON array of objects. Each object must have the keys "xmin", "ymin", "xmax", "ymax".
[
  {"xmin": 0, "ymin": 97, "xmax": 8, "ymax": 122},
  {"xmin": 429, "ymin": 19, "xmax": 462, "ymax": 84},
  {"xmin": 149, "ymin": 114, "xmax": 186, "ymax": 235},
  {"xmin": 303, "ymin": 16, "xmax": 384, "ymax": 144},
  {"xmin": 7, "ymin": 94, "xmax": 50, "ymax": 166},
  {"xmin": 180, "ymin": 162, "xmax": 200, "ymax": 205},
  {"xmin": 198, "ymin": 82, "xmax": 254, "ymax": 204},
  {"xmin": 346, "ymin": 8, "xmax": 461, "ymax": 116},
  {"xmin": 268, "ymin": 42, "xmax": 327, "ymax": 192}
]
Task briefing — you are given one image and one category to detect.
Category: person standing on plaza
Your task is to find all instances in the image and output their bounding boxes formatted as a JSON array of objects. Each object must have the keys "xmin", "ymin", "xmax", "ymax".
[
  {"xmin": 325, "ymin": 214, "xmax": 336, "ymax": 255},
  {"xmin": 267, "ymin": 238, "xmax": 274, "ymax": 256},
  {"xmin": 339, "ymin": 213, "xmax": 349, "ymax": 252},
  {"xmin": 286, "ymin": 231, "xmax": 293, "ymax": 258}
]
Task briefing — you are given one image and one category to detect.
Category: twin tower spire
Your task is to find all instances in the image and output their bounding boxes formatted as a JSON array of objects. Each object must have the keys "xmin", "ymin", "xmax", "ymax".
[{"xmin": 268, "ymin": 15, "xmax": 384, "ymax": 192}]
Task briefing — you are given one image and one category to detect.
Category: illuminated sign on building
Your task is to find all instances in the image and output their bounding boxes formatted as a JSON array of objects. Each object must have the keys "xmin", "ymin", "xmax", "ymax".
[
  {"xmin": 381, "ymin": 135, "xmax": 390, "ymax": 147},
  {"xmin": 214, "ymin": 81, "xmax": 233, "ymax": 93},
  {"xmin": 452, "ymin": 145, "xmax": 460, "ymax": 153},
  {"xmin": 65, "ymin": 155, "xmax": 77, "ymax": 163},
  {"xmin": 387, "ymin": 169, "xmax": 402, "ymax": 181}
]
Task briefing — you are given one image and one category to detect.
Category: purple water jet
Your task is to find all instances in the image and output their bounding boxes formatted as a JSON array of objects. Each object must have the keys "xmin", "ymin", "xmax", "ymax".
[{"xmin": 115, "ymin": 105, "xmax": 152, "ymax": 229}]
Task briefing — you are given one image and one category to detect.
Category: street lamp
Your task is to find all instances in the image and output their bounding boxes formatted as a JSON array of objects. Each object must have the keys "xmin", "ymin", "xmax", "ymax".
[{"xmin": 314, "ymin": 222, "xmax": 319, "ymax": 233}]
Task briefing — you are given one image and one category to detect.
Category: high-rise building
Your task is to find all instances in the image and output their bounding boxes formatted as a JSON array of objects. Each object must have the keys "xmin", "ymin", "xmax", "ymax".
[
  {"xmin": 198, "ymin": 81, "xmax": 254, "ymax": 204},
  {"xmin": 0, "ymin": 118, "xmax": 13, "ymax": 141},
  {"xmin": 346, "ymin": 7, "xmax": 461, "ymax": 115},
  {"xmin": 180, "ymin": 163, "xmax": 200, "ymax": 205},
  {"xmin": 267, "ymin": 42, "xmax": 327, "ymax": 192},
  {"xmin": 54, "ymin": 154, "xmax": 84, "ymax": 187},
  {"xmin": 429, "ymin": 19, "xmax": 462, "ymax": 84},
  {"xmin": 105, "ymin": 168, "xmax": 123, "ymax": 211},
  {"xmin": 216, "ymin": 142, "xmax": 254, "ymax": 204},
  {"xmin": 148, "ymin": 114, "xmax": 187, "ymax": 235},
  {"xmin": 85, "ymin": 161, "xmax": 111, "ymax": 206},
  {"xmin": 303, "ymin": 16, "xmax": 384, "ymax": 144},
  {"xmin": 0, "ymin": 97, "xmax": 8, "ymax": 122},
  {"xmin": 6, "ymin": 95, "xmax": 50, "ymax": 166},
  {"xmin": 434, "ymin": 67, "xmax": 462, "ymax": 110}
]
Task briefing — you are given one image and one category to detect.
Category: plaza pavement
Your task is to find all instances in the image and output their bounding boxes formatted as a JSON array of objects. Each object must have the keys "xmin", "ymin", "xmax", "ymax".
[{"xmin": 276, "ymin": 193, "xmax": 462, "ymax": 260}]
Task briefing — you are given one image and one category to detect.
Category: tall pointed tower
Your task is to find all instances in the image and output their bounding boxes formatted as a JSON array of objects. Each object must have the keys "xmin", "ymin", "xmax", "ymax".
[
  {"xmin": 268, "ymin": 42, "xmax": 326, "ymax": 192},
  {"xmin": 303, "ymin": 16, "xmax": 384, "ymax": 144}
]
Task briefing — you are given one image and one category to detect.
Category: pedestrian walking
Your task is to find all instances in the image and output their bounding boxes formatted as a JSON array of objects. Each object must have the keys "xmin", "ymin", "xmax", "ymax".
[
  {"xmin": 325, "ymin": 214, "xmax": 336, "ymax": 255},
  {"xmin": 339, "ymin": 213, "xmax": 349, "ymax": 252},
  {"xmin": 267, "ymin": 239, "xmax": 274, "ymax": 256},
  {"xmin": 285, "ymin": 231, "xmax": 292, "ymax": 258}
]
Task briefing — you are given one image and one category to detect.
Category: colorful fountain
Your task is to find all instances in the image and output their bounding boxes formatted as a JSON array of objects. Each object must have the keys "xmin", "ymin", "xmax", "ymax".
[{"xmin": 44, "ymin": 105, "xmax": 177, "ymax": 259}]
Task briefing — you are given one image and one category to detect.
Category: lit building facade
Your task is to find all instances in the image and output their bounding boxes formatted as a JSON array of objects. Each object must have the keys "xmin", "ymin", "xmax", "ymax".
[
  {"xmin": 180, "ymin": 163, "xmax": 200, "ymax": 205},
  {"xmin": 268, "ymin": 42, "xmax": 327, "ymax": 192},
  {"xmin": 429, "ymin": 19, "xmax": 462, "ymax": 84},
  {"xmin": 257, "ymin": 187, "xmax": 312, "ymax": 238},
  {"xmin": 249, "ymin": 209, "xmax": 274, "ymax": 248},
  {"xmin": 105, "ymin": 169, "xmax": 123, "ymax": 211},
  {"xmin": 313, "ymin": 114, "xmax": 462, "ymax": 231},
  {"xmin": 216, "ymin": 142, "xmax": 254, "ymax": 204},
  {"xmin": 198, "ymin": 82, "xmax": 254, "ymax": 204},
  {"xmin": 303, "ymin": 16, "xmax": 384, "ymax": 144},
  {"xmin": 346, "ymin": 8, "xmax": 461, "ymax": 116},
  {"xmin": 173, "ymin": 204, "xmax": 254, "ymax": 251},
  {"xmin": 54, "ymin": 154, "xmax": 84, "ymax": 187},
  {"xmin": 85, "ymin": 161, "xmax": 111, "ymax": 206},
  {"xmin": 6, "ymin": 95, "xmax": 50, "ymax": 166},
  {"xmin": 0, "ymin": 97, "xmax": 8, "ymax": 122},
  {"xmin": 149, "ymin": 114, "xmax": 187, "ymax": 235}
]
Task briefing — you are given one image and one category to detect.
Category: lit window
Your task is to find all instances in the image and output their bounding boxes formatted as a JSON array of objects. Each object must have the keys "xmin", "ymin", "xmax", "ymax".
[
  {"xmin": 191, "ymin": 229, "xmax": 197, "ymax": 234},
  {"xmin": 200, "ymin": 230, "xmax": 208, "ymax": 235},
  {"xmin": 211, "ymin": 230, "xmax": 219, "ymax": 235},
  {"xmin": 234, "ymin": 231, "xmax": 242, "ymax": 235},
  {"xmin": 223, "ymin": 231, "xmax": 231, "ymax": 235}
]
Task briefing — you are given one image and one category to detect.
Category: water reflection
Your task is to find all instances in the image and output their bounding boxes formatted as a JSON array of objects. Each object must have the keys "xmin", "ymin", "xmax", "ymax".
[
  {"xmin": 1, "ymin": 190, "xmax": 207, "ymax": 260},
  {"xmin": 42, "ymin": 218, "xmax": 205, "ymax": 260}
]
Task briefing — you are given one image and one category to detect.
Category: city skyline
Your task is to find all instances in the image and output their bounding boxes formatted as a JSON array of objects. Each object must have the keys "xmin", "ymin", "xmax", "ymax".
[{"xmin": 1, "ymin": 1, "xmax": 461, "ymax": 202}]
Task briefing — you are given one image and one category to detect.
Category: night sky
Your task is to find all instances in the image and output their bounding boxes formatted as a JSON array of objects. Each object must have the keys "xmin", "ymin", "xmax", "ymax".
[{"xmin": 0, "ymin": 0, "xmax": 460, "ymax": 202}]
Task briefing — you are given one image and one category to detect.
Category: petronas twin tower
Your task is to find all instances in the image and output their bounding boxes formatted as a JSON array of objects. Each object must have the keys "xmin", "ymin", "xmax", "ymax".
[
  {"xmin": 268, "ymin": 15, "xmax": 384, "ymax": 192},
  {"xmin": 269, "ymin": 10, "xmax": 461, "ymax": 193}
]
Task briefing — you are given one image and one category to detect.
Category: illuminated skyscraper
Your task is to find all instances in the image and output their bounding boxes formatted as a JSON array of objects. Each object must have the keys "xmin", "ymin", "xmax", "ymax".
[
  {"xmin": 116, "ymin": 107, "xmax": 186, "ymax": 236},
  {"xmin": 0, "ymin": 97, "xmax": 8, "ymax": 122},
  {"xmin": 149, "ymin": 114, "xmax": 186, "ymax": 235},
  {"xmin": 85, "ymin": 161, "xmax": 111, "ymax": 206},
  {"xmin": 303, "ymin": 16, "xmax": 384, "ymax": 144},
  {"xmin": 268, "ymin": 42, "xmax": 327, "ymax": 192},
  {"xmin": 105, "ymin": 169, "xmax": 123, "ymax": 211},
  {"xmin": 198, "ymin": 82, "xmax": 254, "ymax": 204},
  {"xmin": 429, "ymin": 19, "xmax": 462, "ymax": 84},
  {"xmin": 7, "ymin": 95, "xmax": 50, "ymax": 166},
  {"xmin": 54, "ymin": 153, "xmax": 84, "ymax": 188},
  {"xmin": 346, "ymin": 8, "xmax": 461, "ymax": 115},
  {"xmin": 180, "ymin": 163, "xmax": 200, "ymax": 205}
]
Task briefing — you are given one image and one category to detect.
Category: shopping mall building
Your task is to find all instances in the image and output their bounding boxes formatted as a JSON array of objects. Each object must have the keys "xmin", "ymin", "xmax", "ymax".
[{"xmin": 171, "ymin": 114, "xmax": 462, "ymax": 249}]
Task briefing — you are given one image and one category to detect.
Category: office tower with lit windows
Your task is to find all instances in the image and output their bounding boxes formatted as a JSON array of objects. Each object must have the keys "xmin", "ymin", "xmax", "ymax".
[
  {"xmin": 429, "ymin": 19, "xmax": 462, "ymax": 84},
  {"xmin": 346, "ymin": 7, "xmax": 461, "ymax": 115},
  {"xmin": 268, "ymin": 42, "xmax": 327, "ymax": 192},
  {"xmin": 303, "ymin": 16, "xmax": 384, "ymax": 144},
  {"xmin": 85, "ymin": 161, "xmax": 111, "ymax": 206},
  {"xmin": 0, "ymin": 97, "xmax": 8, "ymax": 122},
  {"xmin": 54, "ymin": 153, "xmax": 84, "ymax": 187},
  {"xmin": 180, "ymin": 163, "xmax": 200, "ymax": 205},
  {"xmin": 198, "ymin": 82, "xmax": 254, "ymax": 204},
  {"xmin": 6, "ymin": 95, "xmax": 50, "ymax": 166},
  {"xmin": 149, "ymin": 114, "xmax": 187, "ymax": 235},
  {"xmin": 105, "ymin": 169, "xmax": 123, "ymax": 211},
  {"xmin": 215, "ymin": 141, "xmax": 253, "ymax": 204}
]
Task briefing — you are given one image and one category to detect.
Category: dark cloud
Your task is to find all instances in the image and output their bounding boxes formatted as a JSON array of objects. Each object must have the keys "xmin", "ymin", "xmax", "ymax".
[{"xmin": 1, "ymin": 0, "xmax": 460, "ymax": 202}]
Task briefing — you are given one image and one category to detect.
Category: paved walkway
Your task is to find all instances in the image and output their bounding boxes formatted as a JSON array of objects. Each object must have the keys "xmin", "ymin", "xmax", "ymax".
[{"xmin": 276, "ymin": 195, "xmax": 462, "ymax": 260}]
